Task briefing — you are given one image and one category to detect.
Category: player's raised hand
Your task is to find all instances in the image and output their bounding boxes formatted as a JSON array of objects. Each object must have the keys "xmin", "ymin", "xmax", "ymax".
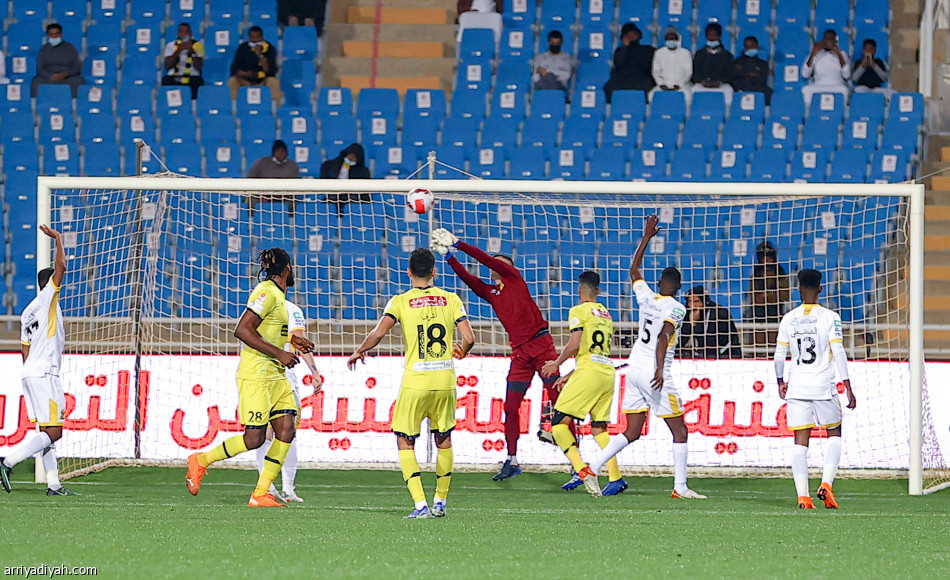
[
  {"xmin": 39, "ymin": 225, "xmax": 62, "ymax": 239},
  {"xmin": 429, "ymin": 241, "xmax": 450, "ymax": 256},
  {"xmin": 347, "ymin": 351, "xmax": 365, "ymax": 370},
  {"xmin": 644, "ymin": 214, "xmax": 662, "ymax": 238},
  {"xmin": 540, "ymin": 360, "xmax": 559, "ymax": 378},
  {"xmin": 651, "ymin": 368, "xmax": 664, "ymax": 390},
  {"xmin": 277, "ymin": 350, "xmax": 299, "ymax": 368},
  {"xmin": 431, "ymin": 227, "xmax": 459, "ymax": 248},
  {"xmin": 777, "ymin": 379, "xmax": 788, "ymax": 400},
  {"xmin": 290, "ymin": 334, "xmax": 314, "ymax": 354}
]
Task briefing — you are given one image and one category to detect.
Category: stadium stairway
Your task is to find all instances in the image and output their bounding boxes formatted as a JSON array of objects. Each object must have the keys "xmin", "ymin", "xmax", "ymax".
[
  {"xmin": 323, "ymin": 0, "xmax": 457, "ymax": 94},
  {"xmin": 925, "ymin": 157, "xmax": 950, "ymax": 356}
]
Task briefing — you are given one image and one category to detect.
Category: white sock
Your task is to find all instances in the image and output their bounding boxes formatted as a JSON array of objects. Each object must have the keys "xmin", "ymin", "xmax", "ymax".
[
  {"xmin": 507, "ymin": 454, "xmax": 518, "ymax": 465},
  {"xmin": 3, "ymin": 432, "xmax": 52, "ymax": 468},
  {"xmin": 792, "ymin": 444, "xmax": 810, "ymax": 497},
  {"xmin": 415, "ymin": 500, "xmax": 428, "ymax": 510},
  {"xmin": 281, "ymin": 439, "xmax": 298, "ymax": 494},
  {"xmin": 434, "ymin": 495, "xmax": 447, "ymax": 505},
  {"xmin": 672, "ymin": 442, "xmax": 688, "ymax": 493},
  {"xmin": 590, "ymin": 434, "xmax": 631, "ymax": 475},
  {"xmin": 255, "ymin": 444, "xmax": 279, "ymax": 496},
  {"xmin": 43, "ymin": 447, "xmax": 61, "ymax": 489},
  {"xmin": 822, "ymin": 437, "xmax": 842, "ymax": 487}
]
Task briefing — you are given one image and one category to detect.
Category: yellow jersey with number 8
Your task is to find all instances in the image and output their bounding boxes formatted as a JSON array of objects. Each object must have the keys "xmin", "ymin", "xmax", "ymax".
[
  {"xmin": 237, "ymin": 280, "xmax": 289, "ymax": 381},
  {"xmin": 568, "ymin": 301, "xmax": 615, "ymax": 376},
  {"xmin": 383, "ymin": 286, "xmax": 467, "ymax": 390}
]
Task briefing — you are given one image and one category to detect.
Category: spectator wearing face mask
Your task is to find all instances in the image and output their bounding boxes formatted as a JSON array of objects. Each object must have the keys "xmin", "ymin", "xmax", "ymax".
[
  {"xmin": 731, "ymin": 35, "xmax": 772, "ymax": 105},
  {"xmin": 31, "ymin": 23, "xmax": 83, "ymax": 97},
  {"xmin": 161, "ymin": 22, "xmax": 205, "ymax": 100},
  {"xmin": 650, "ymin": 26, "xmax": 692, "ymax": 103},
  {"xmin": 228, "ymin": 25, "xmax": 281, "ymax": 101},
  {"xmin": 532, "ymin": 30, "xmax": 574, "ymax": 92},
  {"xmin": 248, "ymin": 140, "xmax": 300, "ymax": 178},
  {"xmin": 321, "ymin": 143, "xmax": 372, "ymax": 210},
  {"xmin": 603, "ymin": 22, "xmax": 655, "ymax": 103},
  {"xmin": 802, "ymin": 29, "xmax": 850, "ymax": 105},
  {"xmin": 691, "ymin": 22, "xmax": 734, "ymax": 107}
]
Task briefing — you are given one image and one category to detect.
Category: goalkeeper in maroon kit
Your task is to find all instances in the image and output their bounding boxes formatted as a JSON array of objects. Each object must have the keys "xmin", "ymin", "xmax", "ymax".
[{"xmin": 431, "ymin": 228, "xmax": 578, "ymax": 486}]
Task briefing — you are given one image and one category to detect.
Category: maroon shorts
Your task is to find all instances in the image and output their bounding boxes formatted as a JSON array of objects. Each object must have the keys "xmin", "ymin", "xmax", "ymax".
[{"xmin": 507, "ymin": 332, "xmax": 559, "ymax": 393}]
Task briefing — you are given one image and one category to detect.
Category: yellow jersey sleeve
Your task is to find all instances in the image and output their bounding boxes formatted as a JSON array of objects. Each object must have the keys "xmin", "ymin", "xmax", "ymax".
[
  {"xmin": 247, "ymin": 282, "xmax": 277, "ymax": 320},
  {"xmin": 450, "ymin": 292, "xmax": 467, "ymax": 325},
  {"xmin": 383, "ymin": 295, "xmax": 402, "ymax": 323},
  {"xmin": 568, "ymin": 304, "xmax": 586, "ymax": 333}
]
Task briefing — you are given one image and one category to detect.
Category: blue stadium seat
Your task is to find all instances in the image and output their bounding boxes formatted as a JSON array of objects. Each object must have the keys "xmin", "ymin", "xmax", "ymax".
[
  {"xmin": 356, "ymin": 88, "xmax": 400, "ymax": 122},
  {"xmin": 775, "ymin": 0, "xmax": 810, "ymax": 29},
  {"xmin": 809, "ymin": 92, "xmax": 846, "ymax": 122},
  {"xmin": 760, "ymin": 118, "xmax": 799, "ymax": 150},
  {"xmin": 650, "ymin": 90, "xmax": 686, "ymax": 121},
  {"xmin": 281, "ymin": 59, "xmax": 317, "ymax": 102},
  {"xmin": 248, "ymin": 1, "xmax": 279, "ymax": 26},
  {"xmin": 855, "ymin": 0, "xmax": 890, "ymax": 29},
  {"xmin": 520, "ymin": 117, "xmax": 559, "ymax": 156},
  {"xmin": 619, "ymin": 0, "xmax": 655, "ymax": 28},
  {"xmin": 773, "ymin": 30, "xmax": 812, "ymax": 93},
  {"xmin": 456, "ymin": 61, "xmax": 492, "ymax": 93},
  {"xmin": 602, "ymin": 115, "xmax": 639, "ymax": 149},
  {"xmin": 0, "ymin": 111, "xmax": 35, "ymax": 146},
  {"xmin": 578, "ymin": 27, "xmax": 614, "ymax": 64},
  {"xmin": 721, "ymin": 117, "xmax": 759, "ymax": 151},
  {"xmin": 574, "ymin": 60, "xmax": 611, "ymax": 91},
  {"xmin": 117, "ymin": 85, "xmax": 154, "ymax": 116},
  {"xmin": 889, "ymin": 92, "xmax": 925, "ymax": 123},
  {"xmin": 44, "ymin": 143, "xmax": 79, "ymax": 175},
  {"xmin": 118, "ymin": 113, "xmax": 156, "ymax": 147},
  {"xmin": 450, "ymin": 87, "xmax": 488, "ymax": 119},
  {"xmin": 78, "ymin": 111, "xmax": 116, "ymax": 144},
  {"xmin": 0, "ymin": 83, "xmax": 30, "ymax": 114},
  {"xmin": 588, "ymin": 148, "xmax": 627, "ymax": 180},
  {"xmin": 240, "ymin": 115, "xmax": 276, "ymax": 148},
  {"xmin": 399, "ymin": 114, "xmax": 439, "ymax": 154},
  {"xmin": 669, "ymin": 149, "xmax": 708, "ymax": 181},
  {"xmin": 6, "ymin": 26, "xmax": 44, "ymax": 57},
  {"xmin": 814, "ymin": 0, "xmax": 851, "ymax": 30},
  {"xmin": 205, "ymin": 142, "xmax": 242, "ymax": 176},
  {"xmin": 83, "ymin": 53, "xmax": 118, "ymax": 87},
  {"xmin": 491, "ymin": 88, "xmax": 528, "ymax": 119},
  {"xmin": 38, "ymin": 111, "xmax": 76, "ymax": 144},
  {"xmin": 790, "ymin": 150, "xmax": 829, "ymax": 182},
  {"xmin": 769, "ymin": 91, "xmax": 806, "ymax": 125},
  {"xmin": 372, "ymin": 145, "xmax": 420, "ymax": 178},
  {"xmin": 561, "ymin": 116, "xmax": 599, "ymax": 158},
  {"xmin": 710, "ymin": 150, "xmax": 750, "ymax": 182},
  {"xmin": 640, "ymin": 117, "xmax": 679, "ymax": 149},
  {"xmin": 77, "ymin": 85, "xmax": 113, "ymax": 115},
  {"xmin": 283, "ymin": 26, "xmax": 319, "ymax": 60},
  {"xmin": 119, "ymin": 52, "xmax": 159, "ymax": 88},
  {"xmin": 36, "ymin": 84, "xmax": 74, "ymax": 114},
  {"xmin": 6, "ymin": 52, "xmax": 36, "ymax": 85},
  {"xmin": 690, "ymin": 91, "xmax": 727, "ymax": 122},
  {"xmin": 849, "ymin": 91, "xmax": 887, "ymax": 123},
  {"xmin": 160, "ymin": 113, "xmax": 198, "ymax": 144},
  {"xmin": 170, "ymin": 0, "xmax": 205, "ymax": 22},
  {"xmin": 658, "ymin": 0, "xmax": 690, "ymax": 28},
  {"xmin": 481, "ymin": 115, "xmax": 522, "ymax": 156},
  {"xmin": 129, "ymin": 0, "xmax": 165, "ymax": 25},
  {"xmin": 360, "ymin": 116, "xmax": 397, "ymax": 150},
  {"xmin": 194, "ymin": 58, "xmax": 225, "ymax": 88},
  {"xmin": 500, "ymin": 28, "xmax": 533, "ymax": 62},
  {"xmin": 470, "ymin": 147, "xmax": 506, "ymax": 178},
  {"xmin": 496, "ymin": 60, "xmax": 532, "ymax": 93},
  {"xmin": 629, "ymin": 148, "xmax": 669, "ymax": 180},
  {"xmin": 530, "ymin": 89, "xmax": 567, "ymax": 119},
  {"xmin": 317, "ymin": 87, "xmax": 354, "ymax": 119},
  {"xmin": 680, "ymin": 117, "xmax": 720, "ymax": 149},
  {"xmin": 508, "ymin": 146, "xmax": 548, "ymax": 179},
  {"xmin": 841, "ymin": 119, "xmax": 881, "ymax": 150},
  {"xmin": 580, "ymin": 0, "xmax": 614, "ymax": 27},
  {"xmin": 880, "ymin": 119, "xmax": 920, "ymax": 153},
  {"xmin": 164, "ymin": 143, "xmax": 203, "ymax": 175},
  {"xmin": 237, "ymin": 86, "xmax": 272, "ymax": 117},
  {"xmin": 609, "ymin": 90, "xmax": 648, "ymax": 120},
  {"xmin": 697, "ymin": 0, "xmax": 734, "ymax": 27},
  {"xmin": 51, "ymin": 2, "xmax": 86, "ymax": 30},
  {"xmin": 158, "ymin": 85, "xmax": 193, "ymax": 118},
  {"xmin": 196, "ymin": 85, "xmax": 233, "ymax": 118},
  {"xmin": 569, "ymin": 87, "xmax": 606, "ymax": 119},
  {"xmin": 320, "ymin": 115, "xmax": 358, "ymax": 151},
  {"xmin": 829, "ymin": 150, "xmax": 871, "ymax": 183},
  {"xmin": 125, "ymin": 24, "xmax": 161, "ymax": 56},
  {"xmin": 458, "ymin": 28, "xmax": 496, "ymax": 63},
  {"xmin": 433, "ymin": 145, "xmax": 468, "ymax": 178},
  {"xmin": 405, "ymin": 89, "xmax": 447, "ymax": 119},
  {"xmin": 551, "ymin": 148, "xmax": 586, "ymax": 179},
  {"xmin": 801, "ymin": 117, "xmax": 841, "ymax": 150},
  {"xmin": 82, "ymin": 142, "xmax": 122, "ymax": 176},
  {"xmin": 869, "ymin": 151, "xmax": 909, "ymax": 183},
  {"xmin": 730, "ymin": 91, "xmax": 766, "ymax": 122},
  {"xmin": 541, "ymin": 0, "xmax": 577, "ymax": 29},
  {"xmin": 749, "ymin": 150, "xmax": 789, "ymax": 181},
  {"xmin": 440, "ymin": 116, "xmax": 479, "ymax": 152},
  {"xmin": 204, "ymin": 24, "xmax": 240, "ymax": 59}
]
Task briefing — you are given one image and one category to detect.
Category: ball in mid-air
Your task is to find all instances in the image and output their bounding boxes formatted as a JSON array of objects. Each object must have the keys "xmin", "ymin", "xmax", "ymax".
[{"xmin": 407, "ymin": 188, "xmax": 434, "ymax": 214}]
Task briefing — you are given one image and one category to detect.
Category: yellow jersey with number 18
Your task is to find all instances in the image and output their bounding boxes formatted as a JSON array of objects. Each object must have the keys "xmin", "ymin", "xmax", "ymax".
[
  {"xmin": 383, "ymin": 286, "xmax": 467, "ymax": 391},
  {"xmin": 569, "ymin": 301, "xmax": 615, "ymax": 376},
  {"xmin": 237, "ymin": 280, "xmax": 289, "ymax": 382}
]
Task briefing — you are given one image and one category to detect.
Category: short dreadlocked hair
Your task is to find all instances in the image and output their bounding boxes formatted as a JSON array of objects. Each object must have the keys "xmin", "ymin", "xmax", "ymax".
[{"xmin": 258, "ymin": 247, "xmax": 292, "ymax": 280}]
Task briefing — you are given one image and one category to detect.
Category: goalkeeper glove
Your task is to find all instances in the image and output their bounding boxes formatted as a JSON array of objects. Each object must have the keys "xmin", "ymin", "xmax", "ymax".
[
  {"xmin": 429, "ymin": 241, "xmax": 452, "ymax": 259},
  {"xmin": 431, "ymin": 228, "xmax": 459, "ymax": 248}
]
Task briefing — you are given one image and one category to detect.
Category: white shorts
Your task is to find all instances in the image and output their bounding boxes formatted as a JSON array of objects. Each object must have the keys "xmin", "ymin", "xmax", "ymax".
[
  {"xmin": 23, "ymin": 375, "xmax": 66, "ymax": 427},
  {"xmin": 786, "ymin": 396, "xmax": 842, "ymax": 431},
  {"xmin": 621, "ymin": 367, "xmax": 684, "ymax": 418}
]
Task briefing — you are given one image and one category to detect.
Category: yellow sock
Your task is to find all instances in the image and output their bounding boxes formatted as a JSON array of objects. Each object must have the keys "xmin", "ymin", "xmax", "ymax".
[
  {"xmin": 399, "ymin": 449, "xmax": 426, "ymax": 506},
  {"xmin": 435, "ymin": 447, "xmax": 453, "ymax": 502},
  {"xmin": 594, "ymin": 431, "xmax": 623, "ymax": 482},
  {"xmin": 253, "ymin": 439, "xmax": 290, "ymax": 496},
  {"xmin": 199, "ymin": 434, "xmax": 249, "ymax": 467},
  {"xmin": 552, "ymin": 423, "xmax": 587, "ymax": 473}
]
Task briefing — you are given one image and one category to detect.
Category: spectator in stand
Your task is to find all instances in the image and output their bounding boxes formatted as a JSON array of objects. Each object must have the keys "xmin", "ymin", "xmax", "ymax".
[
  {"xmin": 532, "ymin": 30, "xmax": 573, "ymax": 93},
  {"xmin": 161, "ymin": 23, "xmax": 205, "ymax": 100},
  {"xmin": 321, "ymin": 143, "xmax": 372, "ymax": 210},
  {"xmin": 457, "ymin": 0, "xmax": 503, "ymax": 45},
  {"xmin": 603, "ymin": 22, "xmax": 655, "ymax": 103},
  {"xmin": 731, "ymin": 35, "xmax": 772, "ymax": 105},
  {"xmin": 248, "ymin": 140, "xmax": 300, "ymax": 179},
  {"xmin": 228, "ymin": 26, "xmax": 281, "ymax": 101},
  {"xmin": 852, "ymin": 38, "xmax": 893, "ymax": 98},
  {"xmin": 691, "ymin": 22, "xmax": 734, "ymax": 108},
  {"xmin": 749, "ymin": 241, "xmax": 790, "ymax": 347},
  {"xmin": 801, "ymin": 29, "xmax": 850, "ymax": 105},
  {"xmin": 31, "ymin": 23, "xmax": 83, "ymax": 97},
  {"xmin": 650, "ymin": 26, "xmax": 692, "ymax": 103},
  {"xmin": 278, "ymin": 0, "xmax": 328, "ymax": 33},
  {"xmin": 678, "ymin": 286, "xmax": 743, "ymax": 359},
  {"xmin": 0, "ymin": 49, "xmax": 8, "ymax": 84}
]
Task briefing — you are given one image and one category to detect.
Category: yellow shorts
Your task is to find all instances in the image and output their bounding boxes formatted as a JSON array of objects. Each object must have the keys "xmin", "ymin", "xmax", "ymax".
[
  {"xmin": 391, "ymin": 388, "xmax": 457, "ymax": 438},
  {"xmin": 554, "ymin": 370, "xmax": 615, "ymax": 423},
  {"xmin": 237, "ymin": 377, "xmax": 298, "ymax": 427}
]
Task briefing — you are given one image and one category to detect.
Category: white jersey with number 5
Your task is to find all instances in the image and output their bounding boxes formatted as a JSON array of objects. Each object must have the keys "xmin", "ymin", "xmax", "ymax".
[
  {"xmin": 627, "ymin": 279, "xmax": 687, "ymax": 376},
  {"xmin": 284, "ymin": 301, "xmax": 307, "ymax": 390},
  {"xmin": 776, "ymin": 304, "xmax": 843, "ymax": 400}
]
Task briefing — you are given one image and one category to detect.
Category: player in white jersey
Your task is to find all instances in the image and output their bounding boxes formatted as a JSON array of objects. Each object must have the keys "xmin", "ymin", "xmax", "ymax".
[
  {"xmin": 254, "ymin": 300, "xmax": 322, "ymax": 502},
  {"xmin": 774, "ymin": 268, "xmax": 856, "ymax": 510},
  {"xmin": 588, "ymin": 216, "xmax": 706, "ymax": 499},
  {"xmin": 1, "ymin": 226, "xmax": 77, "ymax": 496}
]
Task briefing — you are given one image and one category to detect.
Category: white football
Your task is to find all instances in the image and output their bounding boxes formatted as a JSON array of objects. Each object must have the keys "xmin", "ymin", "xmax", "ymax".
[{"xmin": 407, "ymin": 188, "xmax": 435, "ymax": 214}]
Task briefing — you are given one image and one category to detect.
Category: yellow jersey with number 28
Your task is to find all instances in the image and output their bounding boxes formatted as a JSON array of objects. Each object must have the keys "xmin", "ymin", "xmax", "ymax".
[{"xmin": 237, "ymin": 280, "xmax": 289, "ymax": 382}]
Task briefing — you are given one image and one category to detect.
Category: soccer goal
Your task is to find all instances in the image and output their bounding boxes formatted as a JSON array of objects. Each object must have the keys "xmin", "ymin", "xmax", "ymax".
[{"xmin": 22, "ymin": 174, "xmax": 946, "ymax": 495}]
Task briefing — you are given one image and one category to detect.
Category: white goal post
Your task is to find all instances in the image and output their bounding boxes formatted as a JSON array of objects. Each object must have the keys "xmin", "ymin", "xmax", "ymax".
[{"xmin": 30, "ymin": 176, "xmax": 934, "ymax": 494}]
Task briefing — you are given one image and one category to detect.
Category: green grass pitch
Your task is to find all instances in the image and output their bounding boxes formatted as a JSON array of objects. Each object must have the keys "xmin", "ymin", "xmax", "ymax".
[{"xmin": 1, "ymin": 467, "xmax": 947, "ymax": 578}]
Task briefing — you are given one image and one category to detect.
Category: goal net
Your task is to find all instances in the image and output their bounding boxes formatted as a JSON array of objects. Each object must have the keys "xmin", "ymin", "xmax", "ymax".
[{"xmin": 9, "ymin": 175, "xmax": 943, "ymax": 494}]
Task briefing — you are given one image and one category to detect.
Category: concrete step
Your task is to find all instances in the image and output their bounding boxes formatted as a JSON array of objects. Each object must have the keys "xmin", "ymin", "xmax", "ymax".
[
  {"xmin": 342, "ymin": 40, "xmax": 447, "ymax": 58},
  {"xmin": 347, "ymin": 6, "xmax": 450, "ymax": 25},
  {"xmin": 324, "ymin": 56, "xmax": 456, "ymax": 83},
  {"xmin": 925, "ymin": 235, "xmax": 950, "ymax": 251},
  {"xmin": 338, "ymin": 75, "xmax": 446, "ymax": 94},
  {"xmin": 931, "ymin": 176, "xmax": 950, "ymax": 191},
  {"xmin": 926, "ymin": 190, "xmax": 950, "ymax": 205},
  {"xmin": 925, "ymin": 264, "xmax": 950, "ymax": 279},
  {"xmin": 924, "ymin": 291, "xmax": 950, "ymax": 306},
  {"xmin": 325, "ymin": 22, "xmax": 457, "ymax": 47},
  {"xmin": 925, "ymin": 310, "xmax": 950, "ymax": 325}
]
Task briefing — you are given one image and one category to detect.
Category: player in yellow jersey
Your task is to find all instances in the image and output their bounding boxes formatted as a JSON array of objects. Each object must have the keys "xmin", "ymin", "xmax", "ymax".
[
  {"xmin": 185, "ymin": 248, "xmax": 314, "ymax": 507},
  {"xmin": 348, "ymin": 248, "xmax": 475, "ymax": 519},
  {"xmin": 541, "ymin": 271, "xmax": 619, "ymax": 498}
]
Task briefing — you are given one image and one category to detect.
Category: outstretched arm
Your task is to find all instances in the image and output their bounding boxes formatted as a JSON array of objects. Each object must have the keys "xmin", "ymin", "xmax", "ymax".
[
  {"xmin": 347, "ymin": 315, "xmax": 396, "ymax": 369},
  {"xmin": 446, "ymin": 255, "xmax": 493, "ymax": 300},
  {"xmin": 40, "ymin": 225, "xmax": 66, "ymax": 288},
  {"xmin": 630, "ymin": 215, "xmax": 661, "ymax": 283}
]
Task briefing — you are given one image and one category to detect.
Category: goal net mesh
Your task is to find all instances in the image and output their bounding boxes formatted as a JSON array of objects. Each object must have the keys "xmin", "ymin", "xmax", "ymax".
[{"xmin": 14, "ymin": 177, "xmax": 945, "ymax": 492}]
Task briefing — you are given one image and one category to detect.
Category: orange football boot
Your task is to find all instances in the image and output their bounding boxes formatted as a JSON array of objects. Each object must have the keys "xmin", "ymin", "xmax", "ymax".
[
  {"xmin": 248, "ymin": 492, "xmax": 287, "ymax": 508},
  {"xmin": 185, "ymin": 453, "xmax": 207, "ymax": 496},
  {"xmin": 798, "ymin": 496, "xmax": 816, "ymax": 509},
  {"xmin": 817, "ymin": 483, "xmax": 838, "ymax": 509}
]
